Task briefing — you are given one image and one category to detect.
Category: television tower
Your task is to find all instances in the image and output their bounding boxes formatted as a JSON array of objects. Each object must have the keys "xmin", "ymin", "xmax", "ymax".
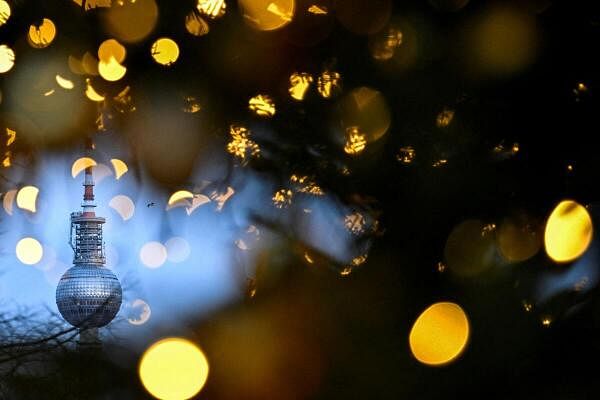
[{"xmin": 56, "ymin": 138, "xmax": 122, "ymax": 348}]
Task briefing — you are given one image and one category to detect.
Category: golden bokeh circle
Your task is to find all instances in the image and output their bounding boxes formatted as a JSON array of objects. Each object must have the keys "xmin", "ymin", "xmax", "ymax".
[
  {"xmin": 150, "ymin": 38, "xmax": 180, "ymax": 66},
  {"xmin": 98, "ymin": 39, "xmax": 126, "ymax": 63},
  {"xmin": 103, "ymin": 0, "xmax": 158, "ymax": 43},
  {"xmin": 409, "ymin": 302, "xmax": 470, "ymax": 366},
  {"xmin": 544, "ymin": 200, "xmax": 593, "ymax": 263},
  {"xmin": 238, "ymin": 0, "xmax": 295, "ymax": 31},
  {"xmin": 28, "ymin": 18, "xmax": 57, "ymax": 49},
  {"xmin": 139, "ymin": 337, "xmax": 209, "ymax": 400}
]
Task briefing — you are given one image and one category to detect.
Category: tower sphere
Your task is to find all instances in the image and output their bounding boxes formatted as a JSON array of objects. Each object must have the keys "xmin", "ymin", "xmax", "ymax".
[{"xmin": 56, "ymin": 264, "xmax": 122, "ymax": 328}]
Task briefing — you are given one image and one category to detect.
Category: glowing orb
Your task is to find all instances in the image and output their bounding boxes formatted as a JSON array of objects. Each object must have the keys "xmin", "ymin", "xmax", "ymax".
[
  {"xmin": 71, "ymin": 157, "xmax": 97, "ymax": 178},
  {"xmin": 0, "ymin": 44, "xmax": 15, "ymax": 73},
  {"xmin": 151, "ymin": 38, "xmax": 180, "ymax": 66},
  {"xmin": 98, "ymin": 38, "xmax": 126, "ymax": 63},
  {"xmin": 409, "ymin": 302, "xmax": 470, "ymax": 366},
  {"xmin": 110, "ymin": 158, "xmax": 128, "ymax": 179},
  {"xmin": 98, "ymin": 57, "xmax": 127, "ymax": 81},
  {"xmin": 238, "ymin": 0, "xmax": 295, "ymax": 31},
  {"xmin": 85, "ymin": 79, "xmax": 105, "ymax": 101},
  {"xmin": 0, "ymin": 1, "xmax": 10, "ymax": 27},
  {"xmin": 544, "ymin": 200, "xmax": 593, "ymax": 263},
  {"xmin": 16, "ymin": 186, "xmax": 39, "ymax": 213},
  {"xmin": 28, "ymin": 18, "xmax": 56, "ymax": 48},
  {"xmin": 128, "ymin": 299, "xmax": 152, "ymax": 325},
  {"xmin": 109, "ymin": 194, "xmax": 135, "ymax": 221},
  {"xmin": 139, "ymin": 337, "xmax": 209, "ymax": 400},
  {"xmin": 55, "ymin": 74, "xmax": 74, "ymax": 89},
  {"xmin": 16, "ymin": 237, "xmax": 44, "ymax": 265},
  {"xmin": 140, "ymin": 241, "xmax": 168, "ymax": 269}
]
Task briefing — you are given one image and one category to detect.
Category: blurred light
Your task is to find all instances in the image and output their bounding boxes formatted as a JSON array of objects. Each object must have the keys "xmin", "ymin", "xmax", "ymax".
[
  {"xmin": 567, "ymin": 164, "xmax": 574, "ymax": 172},
  {"xmin": 165, "ymin": 236, "xmax": 191, "ymax": 263},
  {"xmin": 109, "ymin": 194, "xmax": 135, "ymax": 221},
  {"xmin": 186, "ymin": 194, "xmax": 211, "ymax": 215},
  {"xmin": 409, "ymin": 302, "xmax": 470, "ymax": 366},
  {"xmin": 344, "ymin": 212, "xmax": 366, "ymax": 235},
  {"xmin": 44, "ymin": 89, "xmax": 55, "ymax": 97},
  {"xmin": 307, "ymin": 4, "xmax": 327, "ymax": 15},
  {"xmin": 128, "ymin": 299, "xmax": 152, "ymax": 325},
  {"xmin": 185, "ymin": 12, "xmax": 210, "ymax": 36},
  {"xmin": 2, "ymin": 189, "xmax": 16, "ymax": 215},
  {"xmin": 16, "ymin": 186, "xmax": 39, "ymax": 213},
  {"xmin": 209, "ymin": 187, "xmax": 235, "ymax": 211},
  {"xmin": 55, "ymin": 74, "xmax": 74, "ymax": 90},
  {"xmin": 338, "ymin": 87, "xmax": 390, "ymax": 143},
  {"xmin": 82, "ymin": 52, "xmax": 100, "ymax": 75},
  {"xmin": 94, "ymin": 163, "xmax": 113, "ymax": 183},
  {"xmin": 248, "ymin": 94, "xmax": 276, "ymax": 117},
  {"xmin": 16, "ymin": 237, "xmax": 44, "ymax": 265},
  {"xmin": 444, "ymin": 219, "xmax": 497, "ymax": 277},
  {"xmin": 272, "ymin": 189, "xmax": 293, "ymax": 208},
  {"xmin": 103, "ymin": 0, "xmax": 158, "ymax": 43},
  {"xmin": 239, "ymin": 0, "xmax": 295, "ymax": 31},
  {"xmin": 151, "ymin": 38, "xmax": 180, "ymax": 66},
  {"xmin": 98, "ymin": 38, "xmax": 127, "ymax": 63},
  {"xmin": 432, "ymin": 159, "xmax": 448, "ymax": 168},
  {"xmin": 436, "ymin": 261, "xmax": 446, "ymax": 272},
  {"xmin": 98, "ymin": 57, "xmax": 127, "ymax": 81},
  {"xmin": 198, "ymin": 0, "xmax": 226, "ymax": 19},
  {"xmin": 436, "ymin": 109, "xmax": 454, "ymax": 128},
  {"xmin": 317, "ymin": 70, "xmax": 341, "ymax": 98},
  {"xmin": 396, "ymin": 146, "xmax": 416, "ymax": 164},
  {"xmin": 463, "ymin": 5, "xmax": 538, "ymax": 77},
  {"xmin": 183, "ymin": 96, "xmax": 202, "ymax": 113},
  {"xmin": 113, "ymin": 85, "xmax": 135, "ymax": 112},
  {"xmin": 343, "ymin": 127, "xmax": 367, "ymax": 155},
  {"xmin": 0, "ymin": 44, "xmax": 15, "ymax": 73},
  {"xmin": 0, "ymin": 1, "xmax": 10, "ymax": 26},
  {"xmin": 27, "ymin": 18, "xmax": 56, "ymax": 49},
  {"xmin": 522, "ymin": 301, "xmax": 533, "ymax": 312},
  {"xmin": 541, "ymin": 316, "xmax": 552, "ymax": 327},
  {"xmin": 167, "ymin": 190, "xmax": 194, "ymax": 209},
  {"xmin": 290, "ymin": 174, "xmax": 323, "ymax": 195},
  {"xmin": 369, "ymin": 26, "xmax": 403, "ymax": 61},
  {"xmin": 71, "ymin": 157, "xmax": 97, "ymax": 178},
  {"xmin": 139, "ymin": 338, "xmax": 209, "ymax": 400},
  {"xmin": 288, "ymin": 72, "xmax": 313, "ymax": 101},
  {"xmin": 544, "ymin": 200, "xmax": 593, "ymax": 263},
  {"xmin": 110, "ymin": 158, "xmax": 128, "ymax": 179},
  {"xmin": 227, "ymin": 125, "xmax": 260, "ymax": 162},
  {"xmin": 335, "ymin": 0, "xmax": 391, "ymax": 35},
  {"xmin": 497, "ymin": 213, "xmax": 541, "ymax": 262},
  {"xmin": 140, "ymin": 241, "xmax": 168, "ymax": 269}
]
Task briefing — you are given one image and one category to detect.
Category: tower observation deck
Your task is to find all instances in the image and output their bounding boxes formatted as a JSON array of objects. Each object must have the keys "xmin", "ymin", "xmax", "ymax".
[{"xmin": 56, "ymin": 138, "xmax": 122, "ymax": 348}]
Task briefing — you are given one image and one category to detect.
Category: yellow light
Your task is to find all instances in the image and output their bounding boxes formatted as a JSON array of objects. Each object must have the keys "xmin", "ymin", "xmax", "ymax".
[
  {"xmin": 409, "ymin": 302, "xmax": 470, "ymax": 366},
  {"xmin": 151, "ymin": 38, "xmax": 180, "ymax": 66},
  {"xmin": 185, "ymin": 12, "xmax": 210, "ymax": 36},
  {"xmin": 343, "ymin": 127, "xmax": 367, "ymax": 155},
  {"xmin": 16, "ymin": 237, "xmax": 44, "ymax": 265},
  {"xmin": 128, "ymin": 299, "xmax": 152, "ymax": 325},
  {"xmin": 98, "ymin": 56, "xmax": 127, "ymax": 81},
  {"xmin": 338, "ymin": 87, "xmax": 390, "ymax": 143},
  {"xmin": 288, "ymin": 72, "xmax": 313, "ymax": 101},
  {"xmin": 139, "ymin": 338, "xmax": 209, "ymax": 400},
  {"xmin": 27, "ymin": 18, "xmax": 56, "ymax": 49},
  {"xmin": 436, "ymin": 109, "xmax": 454, "ymax": 128},
  {"xmin": 103, "ymin": 0, "xmax": 158, "ymax": 43},
  {"xmin": 85, "ymin": 79, "xmax": 105, "ymax": 101},
  {"xmin": 98, "ymin": 38, "xmax": 127, "ymax": 63},
  {"xmin": 109, "ymin": 194, "xmax": 135, "ymax": 221},
  {"xmin": 248, "ymin": 94, "xmax": 276, "ymax": 117},
  {"xmin": 55, "ymin": 74, "xmax": 75, "ymax": 90},
  {"xmin": 0, "ymin": 1, "xmax": 10, "ymax": 27},
  {"xmin": 140, "ymin": 241, "xmax": 168, "ymax": 269},
  {"xmin": 497, "ymin": 214, "xmax": 541, "ymax": 262},
  {"xmin": 16, "ymin": 186, "xmax": 39, "ymax": 213},
  {"xmin": 317, "ymin": 70, "xmax": 341, "ymax": 98},
  {"xmin": 396, "ymin": 146, "xmax": 416, "ymax": 164},
  {"xmin": 71, "ymin": 157, "xmax": 97, "ymax": 178},
  {"xmin": 544, "ymin": 200, "xmax": 593, "ymax": 263},
  {"xmin": 226, "ymin": 125, "xmax": 260, "ymax": 161},
  {"xmin": 167, "ymin": 190, "xmax": 194, "ymax": 209},
  {"xmin": 239, "ymin": 0, "xmax": 295, "ymax": 31},
  {"xmin": 197, "ymin": 0, "xmax": 226, "ymax": 19},
  {"xmin": 6, "ymin": 127, "xmax": 16, "ymax": 146},
  {"xmin": 0, "ymin": 44, "xmax": 15, "ymax": 74},
  {"xmin": 272, "ymin": 189, "xmax": 293, "ymax": 208},
  {"xmin": 307, "ymin": 4, "xmax": 327, "ymax": 15},
  {"xmin": 110, "ymin": 158, "xmax": 128, "ymax": 179}
]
